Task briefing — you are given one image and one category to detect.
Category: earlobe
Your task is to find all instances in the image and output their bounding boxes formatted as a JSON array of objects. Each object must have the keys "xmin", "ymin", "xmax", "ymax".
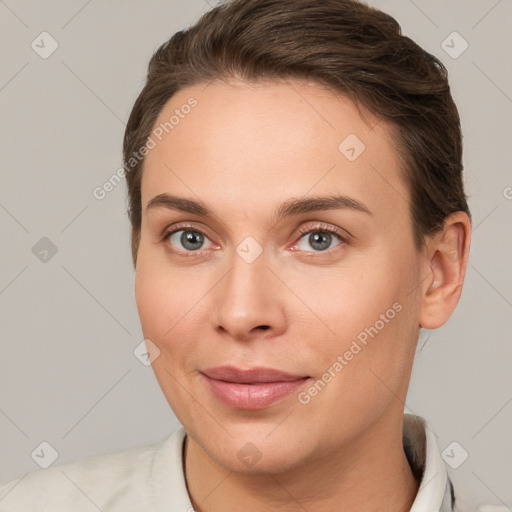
[{"xmin": 419, "ymin": 212, "xmax": 471, "ymax": 329}]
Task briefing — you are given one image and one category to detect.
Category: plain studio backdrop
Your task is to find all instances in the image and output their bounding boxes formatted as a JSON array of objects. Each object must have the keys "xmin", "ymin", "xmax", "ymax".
[{"xmin": 0, "ymin": 1, "xmax": 511, "ymax": 510}]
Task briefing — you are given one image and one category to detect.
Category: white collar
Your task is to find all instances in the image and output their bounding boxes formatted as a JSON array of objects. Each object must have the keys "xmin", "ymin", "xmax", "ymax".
[
  {"xmin": 151, "ymin": 414, "xmax": 454, "ymax": 511},
  {"xmin": 404, "ymin": 414, "xmax": 454, "ymax": 511}
]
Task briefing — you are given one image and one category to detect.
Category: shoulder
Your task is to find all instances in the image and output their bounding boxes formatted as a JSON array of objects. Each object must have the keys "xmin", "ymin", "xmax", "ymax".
[{"xmin": 0, "ymin": 430, "xmax": 184, "ymax": 512}]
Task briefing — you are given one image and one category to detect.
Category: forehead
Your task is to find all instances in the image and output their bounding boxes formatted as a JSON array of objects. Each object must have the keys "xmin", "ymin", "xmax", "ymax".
[{"xmin": 141, "ymin": 78, "xmax": 408, "ymax": 222}]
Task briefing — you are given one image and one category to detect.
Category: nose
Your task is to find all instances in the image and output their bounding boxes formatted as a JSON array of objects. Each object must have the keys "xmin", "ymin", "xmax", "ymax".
[{"xmin": 211, "ymin": 249, "xmax": 287, "ymax": 342}]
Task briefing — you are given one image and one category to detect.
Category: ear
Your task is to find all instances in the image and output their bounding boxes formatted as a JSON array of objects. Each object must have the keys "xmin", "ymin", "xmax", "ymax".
[{"xmin": 418, "ymin": 212, "xmax": 471, "ymax": 329}]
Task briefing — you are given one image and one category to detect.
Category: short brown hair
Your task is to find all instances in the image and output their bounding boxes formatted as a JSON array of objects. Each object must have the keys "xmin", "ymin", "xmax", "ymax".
[{"xmin": 123, "ymin": 0, "xmax": 471, "ymax": 267}]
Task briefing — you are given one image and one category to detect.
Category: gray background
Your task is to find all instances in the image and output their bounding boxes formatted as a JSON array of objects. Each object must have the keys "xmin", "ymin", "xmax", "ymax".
[{"xmin": 0, "ymin": 1, "xmax": 511, "ymax": 510}]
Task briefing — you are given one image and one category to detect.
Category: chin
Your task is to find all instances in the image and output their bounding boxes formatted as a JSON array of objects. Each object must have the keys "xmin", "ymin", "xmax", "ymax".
[{"xmin": 190, "ymin": 420, "xmax": 314, "ymax": 475}]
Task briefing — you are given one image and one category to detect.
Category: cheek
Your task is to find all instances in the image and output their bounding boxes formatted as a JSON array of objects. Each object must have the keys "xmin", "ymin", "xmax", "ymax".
[
  {"xmin": 134, "ymin": 245, "xmax": 223, "ymax": 378},
  {"xmin": 286, "ymin": 256, "xmax": 410, "ymax": 348},
  {"xmin": 134, "ymin": 254, "xmax": 203, "ymax": 417},
  {"xmin": 293, "ymin": 272, "xmax": 419, "ymax": 442},
  {"xmin": 134, "ymin": 250, "xmax": 196, "ymax": 358},
  {"xmin": 135, "ymin": 265, "xmax": 172, "ymax": 340},
  {"xmin": 297, "ymin": 251, "xmax": 420, "ymax": 387}
]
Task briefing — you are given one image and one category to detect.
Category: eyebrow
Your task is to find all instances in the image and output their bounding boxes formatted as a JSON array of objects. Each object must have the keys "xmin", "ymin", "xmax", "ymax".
[{"xmin": 146, "ymin": 193, "xmax": 373, "ymax": 224}]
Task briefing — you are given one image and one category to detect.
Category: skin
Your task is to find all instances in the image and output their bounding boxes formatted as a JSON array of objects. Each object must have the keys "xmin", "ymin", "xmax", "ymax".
[{"xmin": 134, "ymin": 78, "xmax": 471, "ymax": 512}]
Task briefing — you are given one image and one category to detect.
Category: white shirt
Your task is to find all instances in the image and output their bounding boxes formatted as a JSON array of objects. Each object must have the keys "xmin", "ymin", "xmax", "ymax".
[{"xmin": 0, "ymin": 414, "xmax": 454, "ymax": 511}]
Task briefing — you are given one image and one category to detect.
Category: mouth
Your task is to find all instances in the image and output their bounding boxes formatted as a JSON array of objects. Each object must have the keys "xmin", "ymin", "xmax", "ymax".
[{"xmin": 199, "ymin": 365, "xmax": 311, "ymax": 410}]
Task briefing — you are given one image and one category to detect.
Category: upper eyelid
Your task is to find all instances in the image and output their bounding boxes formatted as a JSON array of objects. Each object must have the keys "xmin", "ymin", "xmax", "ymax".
[
  {"xmin": 164, "ymin": 221, "xmax": 346, "ymax": 238},
  {"xmin": 296, "ymin": 222, "xmax": 350, "ymax": 239},
  {"xmin": 163, "ymin": 222, "xmax": 215, "ymax": 241}
]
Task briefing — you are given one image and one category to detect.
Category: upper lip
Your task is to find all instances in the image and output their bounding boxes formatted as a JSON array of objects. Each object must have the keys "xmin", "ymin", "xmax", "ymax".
[{"xmin": 200, "ymin": 365, "xmax": 309, "ymax": 383}]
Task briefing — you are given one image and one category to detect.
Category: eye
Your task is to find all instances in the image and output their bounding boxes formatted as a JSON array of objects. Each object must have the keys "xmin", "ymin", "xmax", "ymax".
[
  {"xmin": 293, "ymin": 224, "xmax": 348, "ymax": 253},
  {"xmin": 163, "ymin": 225, "xmax": 215, "ymax": 253},
  {"xmin": 161, "ymin": 222, "xmax": 349, "ymax": 256}
]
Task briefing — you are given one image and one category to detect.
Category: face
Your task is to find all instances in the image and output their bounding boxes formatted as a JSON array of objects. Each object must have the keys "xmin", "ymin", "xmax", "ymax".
[{"xmin": 135, "ymin": 78, "xmax": 427, "ymax": 473}]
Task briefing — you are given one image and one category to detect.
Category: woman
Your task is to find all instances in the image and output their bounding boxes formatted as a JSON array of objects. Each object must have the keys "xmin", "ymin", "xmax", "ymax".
[{"xmin": 0, "ymin": 0, "xmax": 471, "ymax": 510}]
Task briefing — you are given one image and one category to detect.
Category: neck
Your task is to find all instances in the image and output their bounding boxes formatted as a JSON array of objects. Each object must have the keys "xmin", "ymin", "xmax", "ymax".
[{"xmin": 184, "ymin": 411, "xmax": 420, "ymax": 512}]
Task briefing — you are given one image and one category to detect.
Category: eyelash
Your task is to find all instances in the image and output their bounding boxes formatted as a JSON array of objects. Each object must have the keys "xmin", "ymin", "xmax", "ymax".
[{"xmin": 161, "ymin": 222, "xmax": 349, "ymax": 256}]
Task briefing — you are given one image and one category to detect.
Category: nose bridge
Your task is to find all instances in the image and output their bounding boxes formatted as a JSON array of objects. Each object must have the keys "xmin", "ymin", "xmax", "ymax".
[
  {"xmin": 222, "ymin": 244, "xmax": 271, "ymax": 312},
  {"xmin": 212, "ymin": 243, "xmax": 284, "ymax": 338}
]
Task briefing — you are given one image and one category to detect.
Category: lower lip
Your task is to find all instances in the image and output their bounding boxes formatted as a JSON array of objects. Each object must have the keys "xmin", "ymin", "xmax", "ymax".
[{"xmin": 201, "ymin": 375, "xmax": 310, "ymax": 410}]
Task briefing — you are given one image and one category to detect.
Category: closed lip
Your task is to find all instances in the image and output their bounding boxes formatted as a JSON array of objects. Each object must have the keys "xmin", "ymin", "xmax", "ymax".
[{"xmin": 200, "ymin": 365, "xmax": 309, "ymax": 383}]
